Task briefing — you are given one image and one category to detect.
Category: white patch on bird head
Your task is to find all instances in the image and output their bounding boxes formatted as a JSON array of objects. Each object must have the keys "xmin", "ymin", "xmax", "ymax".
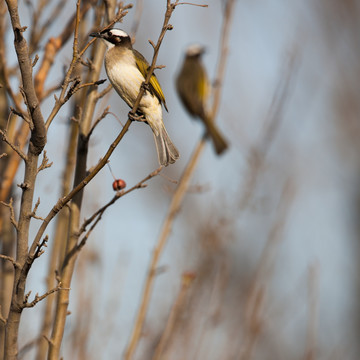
[
  {"xmin": 108, "ymin": 29, "xmax": 129, "ymax": 38},
  {"xmin": 100, "ymin": 28, "xmax": 130, "ymax": 50},
  {"xmin": 185, "ymin": 44, "xmax": 205, "ymax": 57}
]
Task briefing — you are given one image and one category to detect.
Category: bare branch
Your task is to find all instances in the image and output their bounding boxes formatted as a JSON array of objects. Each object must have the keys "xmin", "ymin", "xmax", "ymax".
[
  {"xmin": 37, "ymin": 150, "xmax": 53, "ymax": 173},
  {"xmin": 44, "ymin": 0, "xmax": 85, "ymax": 129},
  {"xmin": 78, "ymin": 166, "xmax": 163, "ymax": 236},
  {"xmin": 22, "ymin": 283, "xmax": 69, "ymax": 309},
  {"xmin": 34, "ymin": 1, "xmax": 92, "ymax": 99},
  {"xmin": 63, "ymin": 166, "xmax": 162, "ymax": 271},
  {"xmin": 0, "ymin": 129, "xmax": 27, "ymax": 161},
  {"xmin": 31, "ymin": 54, "xmax": 39, "ymax": 67},
  {"xmin": 0, "ymin": 152, "xmax": 8, "ymax": 159},
  {"xmin": 130, "ymin": 0, "xmax": 143, "ymax": 42},
  {"xmin": 78, "ymin": 4, "xmax": 132, "ymax": 58},
  {"xmin": 85, "ymin": 106, "xmax": 110, "ymax": 141},
  {"xmin": 175, "ymin": 2, "xmax": 208, "ymax": 7},
  {"xmin": 95, "ymin": 83, "xmax": 113, "ymax": 99},
  {"xmin": 33, "ymin": 235, "xmax": 48, "ymax": 260},
  {"xmin": 0, "ymin": 254, "xmax": 21, "ymax": 269},
  {"xmin": 5, "ymin": 0, "xmax": 46, "ymax": 154},
  {"xmin": 0, "ymin": 198, "xmax": 19, "ymax": 230},
  {"xmin": 154, "ymin": 64, "xmax": 166, "ymax": 70},
  {"xmin": 29, "ymin": 197, "xmax": 45, "ymax": 221},
  {"xmin": 9, "ymin": 106, "xmax": 26, "ymax": 121}
]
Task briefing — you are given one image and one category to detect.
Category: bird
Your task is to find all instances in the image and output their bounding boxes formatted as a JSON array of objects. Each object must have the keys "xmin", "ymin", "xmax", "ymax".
[
  {"xmin": 176, "ymin": 44, "xmax": 228, "ymax": 155},
  {"xmin": 90, "ymin": 28, "xmax": 179, "ymax": 166}
]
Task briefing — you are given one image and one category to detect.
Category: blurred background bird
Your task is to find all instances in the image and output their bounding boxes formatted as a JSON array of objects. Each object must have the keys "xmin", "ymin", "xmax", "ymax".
[
  {"xmin": 176, "ymin": 45, "xmax": 228, "ymax": 155},
  {"xmin": 90, "ymin": 28, "xmax": 179, "ymax": 166}
]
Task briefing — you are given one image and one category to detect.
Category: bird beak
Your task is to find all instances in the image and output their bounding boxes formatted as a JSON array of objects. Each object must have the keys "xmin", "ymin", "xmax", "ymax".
[{"xmin": 89, "ymin": 32, "xmax": 101, "ymax": 38}]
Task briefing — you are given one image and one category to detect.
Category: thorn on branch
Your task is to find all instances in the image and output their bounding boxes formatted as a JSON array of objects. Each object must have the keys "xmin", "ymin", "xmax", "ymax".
[
  {"xmin": 167, "ymin": 24, "xmax": 173, "ymax": 30},
  {"xmin": 37, "ymin": 150, "xmax": 53, "ymax": 173},
  {"xmin": 0, "ymin": 198, "xmax": 19, "ymax": 230}
]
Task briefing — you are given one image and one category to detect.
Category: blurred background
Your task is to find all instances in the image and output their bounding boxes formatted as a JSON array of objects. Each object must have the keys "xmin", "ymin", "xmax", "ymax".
[{"xmin": 3, "ymin": 0, "xmax": 360, "ymax": 359}]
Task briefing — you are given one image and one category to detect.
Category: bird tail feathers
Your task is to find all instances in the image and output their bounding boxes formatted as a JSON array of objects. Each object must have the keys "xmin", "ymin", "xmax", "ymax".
[{"xmin": 151, "ymin": 123, "xmax": 179, "ymax": 166}]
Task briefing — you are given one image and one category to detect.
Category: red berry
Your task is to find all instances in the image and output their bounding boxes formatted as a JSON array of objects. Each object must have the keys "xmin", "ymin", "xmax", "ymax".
[{"xmin": 112, "ymin": 179, "xmax": 126, "ymax": 191}]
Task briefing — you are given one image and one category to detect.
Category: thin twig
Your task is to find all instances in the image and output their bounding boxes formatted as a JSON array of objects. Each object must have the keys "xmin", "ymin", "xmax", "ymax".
[
  {"xmin": 44, "ymin": 0, "xmax": 84, "ymax": 129},
  {"xmin": 22, "ymin": 283, "xmax": 68, "ymax": 308},
  {"xmin": 0, "ymin": 198, "xmax": 19, "ymax": 230},
  {"xmin": 153, "ymin": 272, "xmax": 196, "ymax": 359},
  {"xmin": 175, "ymin": 2, "xmax": 208, "ymax": 7},
  {"xmin": 85, "ymin": 106, "xmax": 110, "ymax": 141},
  {"xmin": 29, "ymin": 197, "xmax": 45, "ymax": 221},
  {"xmin": 0, "ymin": 129, "xmax": 27, "ymax": 161},
  {"xmin": 78, "ymin": 4, "xmax": 132, "ymax": 58},
  {"xmin": 130, "ymin": 0, "xmax": 143, "ymax": 42},
  {"xmin": 37, "ymin": 150, "xmax": 53, "ymax": 173},
  {"xmin": 0, "ymin": 254, "xmax": 21, "ymax": 269},
  {"xmin": 95, "ymin": 83, "xmax": 113, "ymax": 99},
  {"xmin": 78, "ymin": 166, "xmax": 162, "ymax": 236}
]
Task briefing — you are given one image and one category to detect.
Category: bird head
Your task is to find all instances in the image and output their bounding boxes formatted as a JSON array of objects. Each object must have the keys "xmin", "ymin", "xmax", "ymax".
[
  {"xmin": 185, "ymin": 44, "xmax": 206, "ymax": 58},
  {"xmin": 90, "ymin": 28, "xmax": 131, "ymax": 49}
]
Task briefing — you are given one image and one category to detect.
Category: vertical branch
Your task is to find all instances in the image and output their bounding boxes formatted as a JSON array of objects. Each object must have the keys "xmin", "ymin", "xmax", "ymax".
[
  {"xmin": 47, "ymin": 1, "xmax": 97, "ymax": 358},
  {"xmin": 152, "ymin": 273, "xmax": 196, "ymax": 360},
  {"xmin": 124, "ymin": 1, "xmax": 236, "ymax": 359},
  {"xmin": 35, "ymin": 110, "xmax": 80, "ymax": 360},
  {"xmin": 47, "ymin": 1, "xmax": 121, "ymax": 359},
  {"xmin": 0, "ymin": 2, "xmax": 13, "ymax": 358},
  {"xmin": 304, "ymin": 263, "xmax": 319, "ymax": 360},
  {"xmin": 4, "ymin": 0, "xmax": 46, "ymax": 359}
]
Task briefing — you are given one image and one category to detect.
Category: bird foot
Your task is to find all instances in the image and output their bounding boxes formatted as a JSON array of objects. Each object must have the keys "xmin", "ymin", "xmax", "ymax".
[
  {"xmin": 128, "ymin": 112, "xmax": 146, "ymax": 122},
  {"xmin": 141, "ymin": 82, "xmax": 151, "ymax": 92}
]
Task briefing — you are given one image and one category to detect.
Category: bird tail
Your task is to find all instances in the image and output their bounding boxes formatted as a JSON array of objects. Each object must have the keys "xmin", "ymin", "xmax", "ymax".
[
  {"xmin": 151, "ymin": 123, "xmax": 179, "ymax": 166},
  {"xmin": 203, "ymin": 116, "xmax": 228, "ymax": 155}
]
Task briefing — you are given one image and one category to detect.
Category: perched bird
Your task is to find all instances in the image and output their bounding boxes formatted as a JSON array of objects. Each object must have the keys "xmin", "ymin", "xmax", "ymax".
[
  {"xmin": 176, "ymin": 45, "xmax": 228, "ymax": 155},
  {"xmin": 90, "ymin": 28, "xmax": 179, "ymax": 166}
]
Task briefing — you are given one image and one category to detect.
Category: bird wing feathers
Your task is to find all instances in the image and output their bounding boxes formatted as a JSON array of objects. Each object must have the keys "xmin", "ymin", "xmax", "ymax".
[{"xmin": 134, "ymin": 50, "xmax": 168, "ymax": 112}]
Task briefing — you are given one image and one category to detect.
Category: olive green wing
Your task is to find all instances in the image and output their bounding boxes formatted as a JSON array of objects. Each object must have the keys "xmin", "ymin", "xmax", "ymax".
[{"xmin": 134, "ymin": 49, "xmax": 168, "ymax": 112}]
